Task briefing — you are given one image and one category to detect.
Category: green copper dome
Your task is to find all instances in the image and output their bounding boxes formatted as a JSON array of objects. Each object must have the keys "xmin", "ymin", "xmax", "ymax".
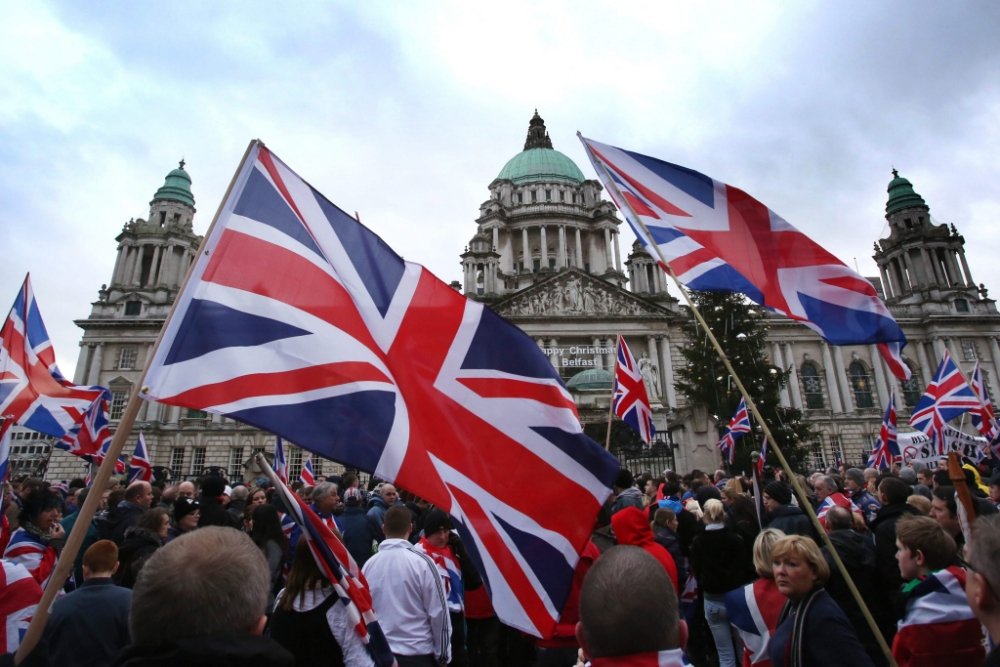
[
  {"xmin": 885, "ymin": 169, "xmax": 925, "ymax": 215},
  {"xmin": 152, "ymin": 160, "xmax": 195, "ymax": 207},
  {"xmin": 566, "ymin": 368, "xmax": 613, "ymax": 391},
  {"xmin": 496, "ymin": 111, "xmax": 585, "ymax": 185}
]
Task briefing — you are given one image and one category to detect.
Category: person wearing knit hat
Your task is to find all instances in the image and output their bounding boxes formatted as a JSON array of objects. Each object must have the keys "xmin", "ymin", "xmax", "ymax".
[
  {"xmin": 761, "ymin": 482, "xmax": 814, "ymax": 538},
  {"xmin": 167, "ymin": 498, "xmax": 200, "ymax": 542}
]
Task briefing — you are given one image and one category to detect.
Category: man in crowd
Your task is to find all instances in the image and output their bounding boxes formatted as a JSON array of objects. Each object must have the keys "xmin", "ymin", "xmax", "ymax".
[
  {"xmin": 175, "ymin": 480, "xmax": 197, "ymax": 500},
  {"xmin": 988, "ymin": 471, "xmax": 1000, "ymax": 512},
  {"xmin": 814, "ymin": 475, "xmax": 862, "ymax": 529},
  {"xmin": 41, "ymin": 540, "xmax": 132, "ymax": 665},
  {"xmin": 966, "ymin": 514, "xmax": 1000, "ymax": 666},
  {"xmin": 310, "ymin": 481, "xmax": 343, "ymax": 535},
  {"xmin": 367, "ymin": 483, "xmax": 404, "ymax": 530},
  {"xmin": 100, "ymin": 481, "xmax": 153, "ymax": 544},
  {"xmin": 892, "ymin": 515, "xmax": 984, "ymax": 665},
  {"xmin": 197, "ymin": 476, "xmax": 238, "ymax": 529},
  {"xmin": 339, "ymin": 487, "xmax": 382, "ymax": 567},
  {"xmin": 609, "ymin": 469, "xmax": 644, "ymax": 515},
  {"xmin": 576, "ymin": 545, "xmax": 688, "ymax": 666},
  {"xmin": 115, "ymin": 526, "xmax": 294, "ymax": 664},
  {"xmin": 845, "ymin": 468, "xmax": 881, "ymax": 526},
  {"xmin": 363, "ymin": 505, "xmax": 450, "ymax": 666}
]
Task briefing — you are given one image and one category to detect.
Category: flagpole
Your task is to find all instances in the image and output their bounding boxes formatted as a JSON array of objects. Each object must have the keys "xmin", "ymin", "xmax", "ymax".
[
  {"xmin": 605, "ymin": 336, "xmax": 620, "ymax": 450},
  {"xmin": 14, "ymin": 139, "xmax": 262, "ymax": 665},
  {"xmin": 579, "ymin": 135, "xmax": 897, "ymax": 667}
]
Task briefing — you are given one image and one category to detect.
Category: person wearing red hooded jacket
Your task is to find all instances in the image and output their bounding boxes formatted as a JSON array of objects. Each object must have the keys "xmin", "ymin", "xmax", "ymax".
[{"xmin": 610, "ymin": 506, "xmax": 678, "ymax": 592}]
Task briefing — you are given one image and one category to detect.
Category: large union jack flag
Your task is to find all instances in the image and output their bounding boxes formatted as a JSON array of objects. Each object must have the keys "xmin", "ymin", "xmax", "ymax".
[
  {"xmin": 867, "ymin": 391, "xmax": 899, "ymax": 469},
  {"xmin": 140, "ymin": 142, "xmax": 619, "ymax": 638},
  {"xmin": 909, "ymin": 351, "xmax": 980, "ymax": 454},
  {"xmin": 0, "ymin": 275, "xmax": 110, "ymax": 457},
  {"xmin": 299, "ymin": 454, "xmax": 316, "ymax": 486},
  {"xmin": 613, "ymin": 335, "xmax": 655, "ymax": 444},
  {"xmin": 578, "ymin": 137, "xmax": 911, "ymax": 381},
  {"xmin": 718, "ymin": 397, "xmax": 751, "ymax": 464}
]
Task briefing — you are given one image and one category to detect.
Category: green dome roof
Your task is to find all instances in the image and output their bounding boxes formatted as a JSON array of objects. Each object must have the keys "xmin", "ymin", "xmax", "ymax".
[
  {"xmin": 885, "ymin": 169, "xmax": 925, "ymax": 215},
  {"xmin": 496, "ymin": 110, "xmax": 585, "ymax": 185},
  {"xmin": 566, "ymin": 368, "xmax": 613, "ymax": 391},
  {"xmin": 497, "ymin": 148, "xmax": 585, "ymax": 185},
  {"xmin": 152, "ymin": 160, "xmax": 195, "ymax": 207}
]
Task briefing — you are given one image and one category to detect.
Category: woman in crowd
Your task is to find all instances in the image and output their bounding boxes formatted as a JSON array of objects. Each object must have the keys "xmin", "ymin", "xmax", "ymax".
[
  {"xmin": 725, "ymin": 528, "xmax": 787, "ymax": 667},
  {"xmin": 3, "ymin": 486, "xmax": 64, "ymax": 587},
  {"xmin": 768, "ymin": 535, "xmax": 873, "ymax": 667},
  {"xmin": 690, "ymin": 498, "xmax": 755, "ymax": 667},
  {"xmin": 115, "ymin": 506, "xmax": 169, "ymax": 588},
  {"xmin": 248, "ymin": 486, "xmax": 268, "ymax": 507},
  {"xmin": 166, "ymin": 497, "xmax": 200, "ymax": 542},
  {"xmin": 269, "ymin": 541, "xmax": 373, "ymax": 666},
  {"xmin": 250, "ymin": 503, "xmax": 289, "ymax": 609}
]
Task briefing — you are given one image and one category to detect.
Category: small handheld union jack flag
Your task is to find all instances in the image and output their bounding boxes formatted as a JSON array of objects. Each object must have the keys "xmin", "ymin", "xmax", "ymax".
[
  {"xmin": 969, "ymin": 362, "xmax": 1000, "ymax": 448},
  {"xmin": 756, "ymin": 438, "xmax": 768, "ymax": 475},
  {"xmin": 273, "ymin": 436, "xmax": 289, "ymax": 484},
  {"xmin": 299, "ymin": 455, "xmax": 315, "ymax": 486},
  {"xmin": 909, "ymin": 351, "xmax": 980, "ymax": 454},
  {"xmin": 127, "ymin": 433, "xmax": 153, "ymax": 483},
  {"xmin": 613, "ymin": 335, "xmax": 655, "ymax": 444},
  {"xmin": 867, "ymin": 392, "xmax": 899, "ymax": 470},
  {"xmin": 717, "ymin": 397, "xmax": 751, "ymax": 464}
]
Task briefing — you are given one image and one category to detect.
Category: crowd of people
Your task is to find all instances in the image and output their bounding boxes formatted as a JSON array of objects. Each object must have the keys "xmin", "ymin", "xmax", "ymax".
[{"xmin": 0, "ymin": 458, "xmax": 998, "ymax": 666}]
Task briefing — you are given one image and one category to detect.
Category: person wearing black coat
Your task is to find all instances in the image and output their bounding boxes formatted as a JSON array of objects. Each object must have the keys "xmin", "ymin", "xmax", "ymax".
[
  {"xmin": 762, "ymin": 482, "xmax": 814, "ymax": 538},
  {"xmin": 196, "ymin": 476, "xmax": 239, "ymax": 529},
  {"xmin": 869, "ymin": 476, "xmax": 919, "ymax": 640}
]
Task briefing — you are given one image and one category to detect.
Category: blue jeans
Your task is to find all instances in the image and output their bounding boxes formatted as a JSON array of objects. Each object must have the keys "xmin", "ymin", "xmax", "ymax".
[{"xmin": 703, "ymin": 593, "xmax": 738, "ymax": 667}]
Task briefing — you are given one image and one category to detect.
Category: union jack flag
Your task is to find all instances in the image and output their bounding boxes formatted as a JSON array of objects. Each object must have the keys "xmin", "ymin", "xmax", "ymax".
[
  {"xmin": 274, "ymin": 435, "xmax": 289, "ymax": 484},
  {"xmin": 578, "ymin": 137, "xmax": 911, "ymax": 381},
  {"xmin": 0, "ymin": 424, "xmax": 10, "ymax": 483},
  {"xmin": 909, "ymin": 351, "xmax": 980, "ymax": 454},
  {"xmin": 272, "ymin": 467, "xmax": 395, "ymax": 666},
  {"xmin": 0, "ymin": 560, "xmax": 42, "ymax": 654},
  {"xmin": 613, "ymin": 335, "xmax": 655, "ymax": 444},
  {"xmin": 3, "ymin": 528, "xmax": 56, "ymax": 589},
  {"xmin": 969, "ymin": 362, "xmax": 999, "ymax": 445},
  {"xmin": 0, "ymin": 275, "xmax": 110, "ymax": 457},
  {"xmin": 717, "ymin": 397, "xmax": 751, "ymax": 464},
  {"xmin": 300, "ymin": 455, "xmax": 316, "ymax": 486},
  {"xmin": 128, "ymin": 432, "xmax": 153, "ymax": 483},
  {"xmin": 139, "ymin": 142, "xmax": 619, "ymax": 638},
  {"xmin": 867, "ymin": 392, "xmax": 899, "ymax": 470},
  {"xmin": 756, "ymin": 438, "xmax": 768, "ymax": 475}
]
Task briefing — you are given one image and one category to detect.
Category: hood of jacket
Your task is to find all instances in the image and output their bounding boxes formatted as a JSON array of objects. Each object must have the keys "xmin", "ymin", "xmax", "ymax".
[{"xmin": 610, "ymin": 506, "xmax": 654, "ymax": 547}]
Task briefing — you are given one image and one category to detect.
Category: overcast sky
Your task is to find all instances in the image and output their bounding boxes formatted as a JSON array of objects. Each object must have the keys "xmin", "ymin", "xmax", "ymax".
[{"xmin": 3, "ymin": 1, "xmax": 999, "ymax": 375}]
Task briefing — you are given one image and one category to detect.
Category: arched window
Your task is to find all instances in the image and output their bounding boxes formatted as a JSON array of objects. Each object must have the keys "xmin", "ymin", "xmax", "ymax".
[
  {"xmin": 800, "ymin": 361, "xmax": 824, "ymax": 409},
  {"xmin": 901, "ymin": 360, "xmax": 922, "ymax": 407},
  {"xmin": 849, "ymin": 361, "xmax": 874, "ymax": 409}
]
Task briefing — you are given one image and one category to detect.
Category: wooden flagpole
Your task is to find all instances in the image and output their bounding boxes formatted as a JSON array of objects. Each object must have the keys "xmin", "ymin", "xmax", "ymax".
[
  {"xmin": 15, "ymin": 139, "xmax": 261, "ymax": 664},
  {"xmin": 580, "ymin": 135, "xmax": 897, "ymax": 667}
]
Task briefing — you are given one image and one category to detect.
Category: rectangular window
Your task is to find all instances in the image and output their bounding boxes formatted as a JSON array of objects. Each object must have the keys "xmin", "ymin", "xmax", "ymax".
[
  {"xmin": 110, "ymin": 390, "xmax": 129, "ymax": 420},
  {"xmin": 124, "ymin": 301, "xmax": 141, "ymax": 316},
  {"xmin": 118, "ymin": 346, "xmax": 138, "ymax": 370},
  {"xmin": 229, "ymin": 447, "xmax": 245, "ymax": 481},
  {"xmin": 313, "ymin": 457, "xmax": 323, "ymax": 477},
  {"xmin": 184, "ymin": 408, "xmax": 209, "ymax": 419},
  {"xmin": 961, "ymin": 339, "xmax": 978, "ymax": 362},
  {"xmin": 545, "ymin": 189, "xmax": 551, "ymax": 201},
  {"xmin": 191, "ymin": 447, "xmax": 206, "ymax": 476},
  {"xmin": 170, "ymin": 448, "xmax": 185, "ymax": 481},
  {"xmin": 289, "ymin": 447, "xmax": 303, "ymax": 476}
]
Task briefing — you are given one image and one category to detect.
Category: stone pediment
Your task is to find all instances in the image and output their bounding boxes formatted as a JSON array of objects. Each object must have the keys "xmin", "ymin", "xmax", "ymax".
[{"xmin": 494, "ymin": 270, "xmax": 668, "ymax": 319}]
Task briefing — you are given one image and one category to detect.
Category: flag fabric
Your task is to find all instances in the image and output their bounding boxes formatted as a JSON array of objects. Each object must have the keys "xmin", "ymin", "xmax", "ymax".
[
  {"xmin": 969, "ymin": 362, "xmax": 1000, "ymax": 444},
  {"xmin": 128, "ymin": 433, "xmax": 153, "ymax": 483},
  {"xmin": 272, "ymin": 469, "xmax": 396, "ymax": 667},
  {"xmin": 909, "ymin": 351, "xmax": 980, "ymax": 454},
  {"xmin": 756, "ymin": 438, "xmax": 767, "ymax": 476},
  {"xmin": 0, "ymin": 424, "xmax": 10, "ymax": 483},
  {"xmin": 3, "ymin": 529, "xmax": 57, "ymax": 589},
  {"xmin": 0, "ymin": 560, "xmax": 43, "ymax": 654},
  {"xmin": 578, "ymin": 136, "xmax": 911, "ymax": 381},
  {"xmin": 273, "ymin": 436, "xmax": 289, "ymax": 484},
  {"xmin": 867, "ymin": 393, "xmax": 899, "ymax": 470},
  {"xmin": 0, "ymin": 275, "xmax": 110, "ymax": 457},
  {"xmin": 893, "ymin": 566, "xmax": 985, "ymax": 665},
  {"xmin": 299, "ymin": 455, "xmax": 315, "ymax": 486},
  {"xmin": 138, "ymin": 142, "xmax": 620, "ymax": 638},
  {"xmin": 725, "ymin": 578, "xmax": 785, "ymax": 666},
  {"xmin": 613, "ymin": 335, "xmax": 656, "ymax": 444},
  {"xmin": 717, "ymin": 398, "xmax": 751, "ymax": 464}
]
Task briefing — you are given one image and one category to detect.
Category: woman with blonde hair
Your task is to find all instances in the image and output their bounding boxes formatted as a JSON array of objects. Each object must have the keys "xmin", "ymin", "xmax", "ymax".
[
  {"xmin": 767, "ymin": 535, "xmax": 873, "ymax": 667},
  {"xmin": 725, "ymin": 528, "xmax": 787, "ymax": 666}
]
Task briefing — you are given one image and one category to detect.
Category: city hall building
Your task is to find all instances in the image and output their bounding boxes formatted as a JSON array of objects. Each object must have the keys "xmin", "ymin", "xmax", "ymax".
[{"xmin": 26, "ymin": 112, "xmax": 1000, "ymax": 482}]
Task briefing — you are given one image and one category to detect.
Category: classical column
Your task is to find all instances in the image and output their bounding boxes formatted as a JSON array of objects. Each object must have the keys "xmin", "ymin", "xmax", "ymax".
[
  {"xmin": 147, "ymin": 245, "xmax": 162, "ymax": 287},
  {"xmin": 492, "ymin": 227, "xmax": 499, "ymax": 252},
  {"xmin": 959, "ymin": 252, "xmax": 974, "ymax": 287},
  {"xmin": 783, "ymin": 343, "xmax": 803, "ymax": 409},
  {"xmin": 832, "ymin": 348, "xmax": 853, "ymax": 412},
  {"xmin": 915, "ymin": 339, "xmax": 933, "ymax": 386},
  {"xmin": 549, "ymin": 338, "xmax": 560, "ymax": 370},
  {"xmin": 73, "ymin": 344, "xmax": 93, "ymax": 385},
  {"xmin": 593, "ymin": 337, "xmax": 604, "ymax": 370},
  {"xmin": 657, "ymin": 335, "xmax": 676, "ymax": 408},
  {"xmin": 931, "ymin": 337, "xmax": 947, "ymax": 365},
  {"xmin": 821, "ymin": 343, "xmax": 844, "ymax": 413},
  {"xmin": 869, "ymin": 344, "xmax": 889, "ymax": 409},
  {"xmin": 945, "ymin": 252, "xmax": 962, "ymax": 287},
  {"xmin": 88, "ymin": 344, "xmax": 104, "ymax": 385},
  {"xmin": 877, "ymin": 266, "xmax": 891, "ymax": 299},
  {"xmin": 645, "ymin": 336, "xmax": 661, "ymax": 402},
  {"xmin": 900, "ymin": 253, "xmax": 914, "ymax": 291},
  {"xmin": 521, "ymin": 228, "xmax": 530, "ymax": 271},
  {"xmin": 540, "ymin": 226, "xmax": 549, "ymax": 268},
  {"xmin": 557, "ymin": 226, "xmax": 567, "ymax": 268},
  {"xmin": 989, "ymin": 337, "xmax": 1000, "ymax": 386},
  {"xmin": 130, "ymin": 246, "xmax": 143, "ymax": 286},
  {"xmin": 613, "ymin": 231, "xmax": 622, "ymax": 272},
  {"xmin": 604, "ymin": 228, "xmax": 613, "ymax": 271},
  {"xmin": 605, "ymin": 337, "xmax": 616, "ymax": 369},
  {"xmin": 575, "ymin": 228, "xmax": 583, "ymax": 268},
  {"xmin": 772, "ymin": 343, "xmax": 790, "ymax": 408}
]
